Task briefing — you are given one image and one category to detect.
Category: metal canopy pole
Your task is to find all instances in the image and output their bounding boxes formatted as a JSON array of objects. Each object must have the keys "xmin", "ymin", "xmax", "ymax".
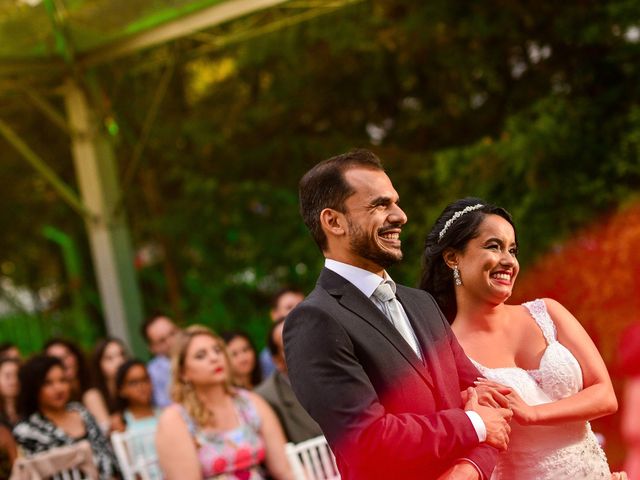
[{"xmin": 63, "ymin": 77, "xmax": 145, "ymax": 355}]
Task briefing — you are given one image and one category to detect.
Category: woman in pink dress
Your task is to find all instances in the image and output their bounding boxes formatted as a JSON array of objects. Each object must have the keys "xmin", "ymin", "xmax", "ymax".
[{"xmin": 156, "ymin": 325, "xmax": 293, "ymax": 480}]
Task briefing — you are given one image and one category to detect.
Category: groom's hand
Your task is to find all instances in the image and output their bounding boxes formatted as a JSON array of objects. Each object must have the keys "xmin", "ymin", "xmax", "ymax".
[{"xmin": 465, "ymin": 387, "xmax": 512, "ymax": 451}]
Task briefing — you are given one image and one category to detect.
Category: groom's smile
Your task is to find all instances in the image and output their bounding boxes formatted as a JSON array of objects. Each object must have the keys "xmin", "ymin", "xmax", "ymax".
[{"xmin": 340, "ymin": 167, "xmax": 407, "ymax": 272}]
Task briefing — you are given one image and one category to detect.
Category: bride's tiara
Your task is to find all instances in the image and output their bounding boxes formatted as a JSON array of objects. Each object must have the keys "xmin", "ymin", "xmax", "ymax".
[{"xmin": 438, "ymin": 204, "xmax": 484, "ymax": 242}]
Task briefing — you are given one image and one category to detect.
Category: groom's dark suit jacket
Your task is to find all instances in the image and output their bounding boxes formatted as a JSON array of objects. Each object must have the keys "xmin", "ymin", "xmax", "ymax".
[{"xmin": 283, "ymin": 268, "xmax": 498, "ymax": 480}]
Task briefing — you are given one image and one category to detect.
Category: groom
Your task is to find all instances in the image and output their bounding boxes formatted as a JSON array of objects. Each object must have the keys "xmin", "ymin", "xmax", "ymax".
[{"xmin": 283, "ymin": 150, "xmax": 512, "ymax": 480}]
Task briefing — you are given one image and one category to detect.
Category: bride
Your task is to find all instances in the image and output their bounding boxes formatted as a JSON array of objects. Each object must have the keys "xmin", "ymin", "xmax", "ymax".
[{"xmin": 420, "ymin": 197, "xmax": 622, "ymax": 480}]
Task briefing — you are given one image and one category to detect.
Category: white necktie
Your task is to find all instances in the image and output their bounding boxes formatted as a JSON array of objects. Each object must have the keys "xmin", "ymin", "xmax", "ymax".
[{"xmin": 372, "ymin": 281, "xmax": 422, "ymax": 360}]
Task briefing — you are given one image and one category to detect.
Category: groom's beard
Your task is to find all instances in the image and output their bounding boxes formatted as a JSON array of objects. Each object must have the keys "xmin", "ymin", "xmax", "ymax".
[{"xmin": 347, "ymin": 218, "xmax": 403, "ymax": 270}]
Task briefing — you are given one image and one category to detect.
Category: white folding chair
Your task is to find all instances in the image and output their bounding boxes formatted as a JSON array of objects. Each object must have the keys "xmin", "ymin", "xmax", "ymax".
[
  {"xmin": 111, "ymin": 426, "xmax": 161, "ymax": 480},
  {"xmin": 10, "ymin": 440, "xmax": 98, "ymax": 480},
  {"xmin": 285, "ymin": 436, "xmax": 340, "ymax": 480}
]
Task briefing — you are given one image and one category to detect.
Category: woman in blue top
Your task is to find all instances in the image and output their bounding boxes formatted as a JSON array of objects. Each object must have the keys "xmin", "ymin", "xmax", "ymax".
[{"xmin": 114, "ymin": 359, "xmax": 160, "ymax": 432}]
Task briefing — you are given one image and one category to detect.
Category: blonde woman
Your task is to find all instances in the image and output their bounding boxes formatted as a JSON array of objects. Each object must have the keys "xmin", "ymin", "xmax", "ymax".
[{"xmin": 156, "ymin": 325, "xmax": 293, "ymax": 480}]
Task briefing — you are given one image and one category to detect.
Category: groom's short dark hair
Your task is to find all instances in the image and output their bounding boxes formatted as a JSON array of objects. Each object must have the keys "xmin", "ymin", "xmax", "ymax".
[{"xmin": 299, "ymin": 149, "xmax": 384, "ymax": 251}]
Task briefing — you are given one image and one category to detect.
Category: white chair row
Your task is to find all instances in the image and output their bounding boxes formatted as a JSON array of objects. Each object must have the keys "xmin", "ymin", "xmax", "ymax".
[
  {"xmin": 10, "ymin": 429, "xmax": 337, "ymax": 480},
  {"xmin": 110, "ymin": 426, "xmax": 160, "ymax": 480},
  {"xmin": 285, "ymin": 435, "xmax": 340, "ymax": 480},
  {"xmin": 9, "ymin": 440, "xmax": 98, "ymax": 480},
  {"xmin": 8, "ymin": 427, "xmax": 160, "ymax": 480}
]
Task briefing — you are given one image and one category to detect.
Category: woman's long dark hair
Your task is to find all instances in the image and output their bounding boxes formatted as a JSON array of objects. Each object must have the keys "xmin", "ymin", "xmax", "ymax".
[
  {"xmin": 220, "ymin": 330, "xmax": 262, "ymax": 388},
  {"xmin": 91, "ymin": 337, "xmax": 128, "ymax": 414},
  {"xmin": 419, "ymin": 197, "xmax": 517, "ymax": 323},
  {"xmin": 43, "ymin": 338, "xmax": 91, "ymax": 400},
  {"xmin": 18, "ymin": 355, "xmax": 66, "ymax": 417},
  {"xmin": 0, "ymin": 358, "xmax": 19, "ymax": 426}
]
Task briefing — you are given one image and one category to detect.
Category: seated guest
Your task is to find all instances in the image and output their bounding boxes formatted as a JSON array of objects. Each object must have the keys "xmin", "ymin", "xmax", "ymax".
[
  {"xmin": 43, "ymin": 338, "xmax": 110, "ymax": 430},
  {"xmin": 114, "ymin": 359, "xmax": 161, "ymax": 479},
  {"xmin": 90, "ymin": 338, "xmax": 129, "ymax": 424},
  {"xmin": 259, "ymin": 288, "xmax": 304, "ymax": 378},
  {"xmin": 13, "ymin": 355, "xmax": 119, "ymax": 479},
  {"xmin": 156, "ymin": 325, "xmax": 293, "ymax": 480},
  {"xmin": 0, "ymin": 358, "xmax": 19, "ymax": 427},
  {"xmin": 44, "ymin": 339, "xmax": 89, "ymax": 402},
  {"xmin": 114, "ymin": 359, "xmax": 160, "ymax": 431},
  {"xmin": 221, "ymin": 330, "xmax": 262, "ymax": 389},
  {"xmin": 0, "ymin": 343, "xmax": 20, "ymax": 361},
  {"xmin": 141, "ymin": 315, "xmax": 180, "ymax": 408},
  {"xmin": 256, "ymin": 319, "xmax": 322, "ymax": 443}
]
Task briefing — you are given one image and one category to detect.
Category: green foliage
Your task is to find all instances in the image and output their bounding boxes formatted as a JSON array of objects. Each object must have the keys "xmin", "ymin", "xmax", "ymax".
[{"xmin": 1, "ymin": 0, "xmax": 640, "ymax": 348}]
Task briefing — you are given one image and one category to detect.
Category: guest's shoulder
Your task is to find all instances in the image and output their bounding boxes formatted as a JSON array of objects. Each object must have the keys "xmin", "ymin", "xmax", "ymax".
[
  {"xmin": 68, "ymin": 400, "xmax": 88, "ymax": 413},
  {"xmin": 158, "ymin": 403, "xmax": 188, "ymax": 427},
  {"xmin": 12, "ymin": 413, "xmax": 44, "ymax": 441},
  {"xmin": 81, "ymin": 387, "xmax": 101, "ymax": 402},
  {"xmin": 12, "ymin": 419, "xmax": 31, "ymax": 437},
  {"xmin": 148, "ymin": 355, "xmax": 170, "ymax": 370},
  {"xmin": 254, "ymin": 373, "xmax": 277, "ymax": 399}
]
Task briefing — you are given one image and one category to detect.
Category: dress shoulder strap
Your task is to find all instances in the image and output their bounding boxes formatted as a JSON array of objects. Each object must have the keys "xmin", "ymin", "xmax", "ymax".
[
  {"xmin": 233, "ymin": 389, "xmax": 261, "ymax": 431},
  {"xmin": 522, "ymin": 299, "xmax": 557, "ymax": 344},
  {"xmin": 174, "ymin": 404, "xmax": 197, "ymax": 436}
]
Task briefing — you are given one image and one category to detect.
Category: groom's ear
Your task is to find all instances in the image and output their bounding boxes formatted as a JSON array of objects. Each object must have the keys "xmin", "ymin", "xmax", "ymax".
[
  {"xmin": 320, "ymin": 208, "xmax": 346, "ymax": 239},
  {"xmin": 442, "ymin": 248, "xmax": 458, "ymax": 269}
]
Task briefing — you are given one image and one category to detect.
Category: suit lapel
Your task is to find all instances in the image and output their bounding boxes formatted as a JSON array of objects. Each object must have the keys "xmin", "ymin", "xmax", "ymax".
[
  {"xmin": 396, "ymin": 286, "xmax": 452, "ymax": 408},
  {"xmin": 395, "ymin": 287, "xmax": 443, "ymax": 381},
  {"xmin": 320, "ymin": 269, "xmax": 434, "ymax": 388}
]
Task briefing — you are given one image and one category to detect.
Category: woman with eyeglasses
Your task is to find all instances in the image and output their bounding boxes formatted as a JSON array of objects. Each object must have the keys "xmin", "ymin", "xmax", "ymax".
[{"xmin": 114, "ymin": 359, "xmax": 160, "ymax": 432}]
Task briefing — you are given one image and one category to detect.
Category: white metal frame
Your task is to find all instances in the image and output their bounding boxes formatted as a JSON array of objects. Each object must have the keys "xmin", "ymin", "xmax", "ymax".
[
  {"xmin": 111, "ymin": 426, "xmax": 160, "ymax": 480},
  {"xmin": 285, "ymin": 435, "xmax": 340, "ymax": 480}
]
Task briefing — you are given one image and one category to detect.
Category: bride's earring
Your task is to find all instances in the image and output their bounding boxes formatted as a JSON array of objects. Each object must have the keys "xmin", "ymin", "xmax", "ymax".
[{"xmin": 453, "ymin": 265, "xmax": 462, "ymax": 286}]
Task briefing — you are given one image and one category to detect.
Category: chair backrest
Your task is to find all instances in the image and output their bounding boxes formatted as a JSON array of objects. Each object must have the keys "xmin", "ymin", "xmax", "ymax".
[
  {"xmin": 285, "ymin": 436, "xmax": 340, "ymax": 480},
  {"xmin": 10, "ymin": 440, "xmax": 99, "ymax": 480},
  {"xmin": 111, "ymin": 426, "xmax": 160, "ymax": 480}
]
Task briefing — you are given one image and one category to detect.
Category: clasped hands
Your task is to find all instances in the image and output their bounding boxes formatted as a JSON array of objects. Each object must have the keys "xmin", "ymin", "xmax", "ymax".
[
  {"xmin": 444, "ymin": 379, "xmax": 627, "ymax": 480},
  {"xmin": 463, "ymin": 379, "xmax": 514, "ymax": 452},
  {"xmin": 436, "ymin": 381, "xmax": 514, "ymax": 480}
]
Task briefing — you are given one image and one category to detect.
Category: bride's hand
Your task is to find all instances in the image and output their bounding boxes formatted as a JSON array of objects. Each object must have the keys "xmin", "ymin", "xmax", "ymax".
[
  {"xmin": 475, "ymin": 378, "xmax": 538, "ymax": 425},
  {"xmin": 611, "ymin": 472, "xmax": 628, "ymax": 480},
  {"xmin": 470, "ymin": 379, "xmax": 511, "ymax": 408}
]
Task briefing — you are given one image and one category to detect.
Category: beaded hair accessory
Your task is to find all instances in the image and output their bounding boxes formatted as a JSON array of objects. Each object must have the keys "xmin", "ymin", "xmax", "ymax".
[{"xmin": 438, "ymin": 203, "xmax": 484, "ymax": 241}]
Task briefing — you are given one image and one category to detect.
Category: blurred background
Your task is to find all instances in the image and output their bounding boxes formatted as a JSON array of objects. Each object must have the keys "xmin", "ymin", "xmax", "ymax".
[{"xmin": 1, "ymin": 0, "xmax": 639, "ymax": 468}]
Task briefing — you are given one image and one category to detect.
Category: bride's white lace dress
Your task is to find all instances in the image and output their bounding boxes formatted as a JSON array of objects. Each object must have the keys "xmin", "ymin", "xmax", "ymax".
[{"xmin": 470, "ymin": 299, "xmax": 611, "ymax": 479}]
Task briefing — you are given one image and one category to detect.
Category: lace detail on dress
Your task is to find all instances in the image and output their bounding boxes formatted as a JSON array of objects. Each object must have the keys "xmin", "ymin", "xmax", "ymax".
[
  {"xmin": 522, "ymin": 299, "xmax": 557, "ymax": 344},
  {"xmin": 468, "ymin": 299, "xmax": 611, "ymax": 479},
  {"xmin": 522, "ymin": 299, "xmax": 583, "ymax": 399},
  {"xmin": 491, "ymin": 423, "xmax": 610, "ymax": 480}
]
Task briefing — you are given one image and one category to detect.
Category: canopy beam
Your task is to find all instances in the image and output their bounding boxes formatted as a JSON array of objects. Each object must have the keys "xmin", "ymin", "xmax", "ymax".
[
  {"xmin": 24, "ymin": 89, "xmax": 72, "ymax": 135},
  {"xmin": 0, "ymin": 118, "xmax": 93, "ymax": 219},
  {"xmin": 81, "ymin": 0, "xmax": 291, "ymax": 68},
  {"xmin": 63, "ymin": 78, "xmax": 146, "ymax": 355}
]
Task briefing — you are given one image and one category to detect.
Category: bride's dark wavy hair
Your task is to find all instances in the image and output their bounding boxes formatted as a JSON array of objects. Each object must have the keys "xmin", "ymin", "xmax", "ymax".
[{"xmin": 419, "ymin": 197, "xmax": 517, "ymax": 323}]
